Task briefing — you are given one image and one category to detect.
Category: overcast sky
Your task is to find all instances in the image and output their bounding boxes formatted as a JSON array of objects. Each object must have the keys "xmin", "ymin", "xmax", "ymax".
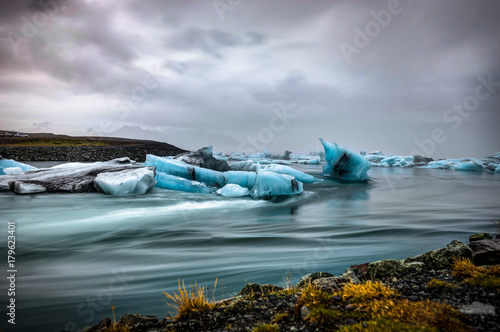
[{"xmin": 1, "ymin": 0, "xmax": 499, "ymax": 158}]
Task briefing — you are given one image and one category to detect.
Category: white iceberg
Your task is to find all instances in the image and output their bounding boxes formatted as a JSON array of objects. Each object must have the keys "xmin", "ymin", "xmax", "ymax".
[
  {"xmin": 216, "ymin": 184, "xmax": 249, "ymax": 197},
  {"xmin": 320, "ymin": 138, "xmax": 371, "ymax": 181},
  {"xmin": 0, "ymin": 159, "xmax": 36, "ymax": 175},
  {"xmin": 250, "ymin": 171, "xmax": 303, "ymax": 199},
  {"xmin": 94, "ymin": 168, "xmax": 157, "ymax": 196},
  {"xmin": 155, "ymin": 172, "xmax": 214, "ymax": 194},
  {"xmin": 144, "ymin": 154, "xmax": 226, "ymax": 187},
  {"xmin": 3, "ymin": 167, "xmax": 24, "ymax": 175}
]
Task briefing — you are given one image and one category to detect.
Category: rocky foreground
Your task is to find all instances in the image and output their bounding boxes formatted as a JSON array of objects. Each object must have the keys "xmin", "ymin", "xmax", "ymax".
[{"xmin": 79, "ymin": 234, "xmax": 500, "ymax": 332}]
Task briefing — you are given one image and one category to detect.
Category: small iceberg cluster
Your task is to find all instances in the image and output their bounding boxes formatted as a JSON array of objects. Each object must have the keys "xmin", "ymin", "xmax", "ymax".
[
  {"xmin": 365, "ymin": 151, "xmax": 500, "ymax": 173},
  {"xmin": 144, "ymin": 153, "xmax": 305, "ymax": 199}
]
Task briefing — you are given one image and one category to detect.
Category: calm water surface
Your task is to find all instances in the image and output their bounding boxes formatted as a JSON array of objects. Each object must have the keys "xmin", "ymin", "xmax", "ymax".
[{"xmin": 0, "ymin": 164, "xmax": 499, "ymax": 331}]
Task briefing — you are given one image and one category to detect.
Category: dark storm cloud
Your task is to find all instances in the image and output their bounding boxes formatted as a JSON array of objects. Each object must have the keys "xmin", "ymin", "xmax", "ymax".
[{"xmin": 0, "ymin": 0, "xmax": 499, "ymax": 157}]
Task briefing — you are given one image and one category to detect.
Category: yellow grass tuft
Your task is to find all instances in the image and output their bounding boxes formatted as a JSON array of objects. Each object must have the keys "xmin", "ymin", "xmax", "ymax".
[
  {"xmin": 452, "ymin": 257, "xmax": 500, "ymax": 290},
  {"xmin": 163, "ymin": 278, "xmax": 219, "ymax": 320},
  {"xmin": 337, "ymin": 280, "xmax": 396, "ymax": 303}
]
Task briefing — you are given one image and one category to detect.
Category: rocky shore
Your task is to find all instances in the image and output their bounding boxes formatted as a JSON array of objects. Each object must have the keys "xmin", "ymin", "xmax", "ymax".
[
  {"xmin": 0, "ymin": 144, "xmax": 185, "ymax": 162},
  {"xmin": 79, "ymin": 233, "xmax": 500, "ymax": 332}
]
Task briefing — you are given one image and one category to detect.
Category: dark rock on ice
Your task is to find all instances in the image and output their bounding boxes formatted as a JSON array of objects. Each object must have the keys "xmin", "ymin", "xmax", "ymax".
[{"xmin": 174, "ymin": 146, "xmax": 231, "ymax": 172}]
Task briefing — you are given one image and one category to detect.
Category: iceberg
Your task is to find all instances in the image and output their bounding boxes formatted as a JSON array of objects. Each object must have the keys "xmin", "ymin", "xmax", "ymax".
[
  {"xmin": 1, "ymin": 162, "xmax": 156, "ymax": 194},
  {"xmin": 230, "ymin": 160, "xmax": 258, "ymax": 172},
  {"xmin": 0, "ymin": 159, "xmax": 36, "ymax": 175},
  {"xmin": 258, "ymin": 164, "xmax": 317, "ymax": 183},
  {"xmin": 155, "ymin": 172, "xmax": 214, "ymax": 194},
  {"xmin": 250, "ymin": 171, "xmax": 303, "ymax": 199},
  {"xmin": 94, "ymin": 168, "xmax": 157, "ymax": 196},
  {"xmin": 174, "ymin": 146, "xmax": 231, "ymax": 171},
  {"xmin": 320, "ymin": 138, "xmax": 371, "ymax": 181},
  {"xmin": 423, "ymin": 158, "xmax": 484, "ymax": 172},
  {"xmin": 144, "ymin": 154, "xmax": 226, "ymax": 187},
  {"xmin": 216, "ymin": 184, "xmax": 249, "ymax": 197},
  {"xmin": 230, "ymin": 161, "xmax": 318, "ymax": 183},
  {"xmin": 223, "ymin": 171, "xmax": 257, "ymax": 189}
]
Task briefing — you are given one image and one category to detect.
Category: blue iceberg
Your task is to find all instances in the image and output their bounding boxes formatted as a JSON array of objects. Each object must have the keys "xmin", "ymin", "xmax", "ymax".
[
  {"xmin": 144, "ymin": 154, "xmax": 226, "ymax": 187},
  {"xmin": 155, "ymin": 172, "xmax": 214, "ymax": 194},
  {"xmin": 0, "ymin": 159, "xmax": 36, "ymax": 175},
  {"xmin": 250, "ymin": 171, "xmax": 303, "ymax": 199},
  {"xmin": 224, "ymin": 171, "xmax": 257, "ymax": 189},
  {"xmin": 320, "ymin": 138, "xmax": 371, "ymax": 181}
]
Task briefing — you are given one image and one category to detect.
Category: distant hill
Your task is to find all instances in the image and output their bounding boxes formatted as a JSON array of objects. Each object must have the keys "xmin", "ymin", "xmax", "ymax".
[{"xmin": 0, "ymin": 131, "xmax": 187, "ymax": 162}]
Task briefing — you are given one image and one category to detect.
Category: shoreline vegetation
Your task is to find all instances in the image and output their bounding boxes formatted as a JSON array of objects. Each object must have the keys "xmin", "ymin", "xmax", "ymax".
[
  {"xmin": 0, "ymin": 132, "xmax": 186, "ymax": 162},
  {"xmin": 80, "ymin": 233, "xmax": 500, "ymax": 332}
]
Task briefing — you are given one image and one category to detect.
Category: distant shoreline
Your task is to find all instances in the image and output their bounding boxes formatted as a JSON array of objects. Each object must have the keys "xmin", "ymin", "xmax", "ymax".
[{"xmin": 0, "ymin": 132, "xmax": 186, "ymax": 162}]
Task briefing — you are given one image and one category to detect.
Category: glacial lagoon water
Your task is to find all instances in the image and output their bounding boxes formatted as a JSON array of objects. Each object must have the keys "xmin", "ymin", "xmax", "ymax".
[{"xmin": 1, "ymin": 164, "xmax": 499, "ymax": 331}]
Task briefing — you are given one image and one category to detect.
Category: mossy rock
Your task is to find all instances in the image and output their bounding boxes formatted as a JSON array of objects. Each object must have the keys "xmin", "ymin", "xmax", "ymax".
[
  {"xmin": 367, "ymin": 259, "xmax": 406, "ymax": 280},
  {"xmin": 469, "ymin": 233, "xmax": 493, "ymax": 243},
  {"xmin": 296, "ymin": 272, "xmax": 334, "ymax": 288},
  {"xmin": 237, "ymin": 283, "xmax": 283, "ymax": 296},
  {"xmin": 117, "ymin": 314, "xmax": 162, "ymax": 331},
  {"xmin": 403, "ymin": 240, "xmax": 472, "ymax": 270}
]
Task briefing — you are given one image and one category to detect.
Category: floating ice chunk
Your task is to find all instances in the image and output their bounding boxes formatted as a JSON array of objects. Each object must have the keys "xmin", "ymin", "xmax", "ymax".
[
  {"xmin": 216, "ymin": 184, "xmax": 249, "ymax": 197},
  {"xmin": 365, "ymin": 155, "xmax": 385, "ymax": 163},
  {"xmin": 1, "ymin": 163, "xmax": 153, "ymax": 194},
  {"xmin": 144, "ymin": 154, "xmax": 225, "ymax": 187},
  {"xmin": 424, "ymin": 158, "xmax": 484, "ymax": 172},
  {"xmin": 380, "ymin": 155, "xmax": 414, "ymax": 167},
  {"xmin": 229, "ymin": 152, "xmax": 248, "ymax": 161},
  {"xmin": 224, "ymin": 171, "xmax": 257, "ymax": 189},
  {"xmin": 250, "ymin": 171, "xmax": 303, "ymax": 199},
  {"xmin": 450, "ymin": 159, "xmax": 484, "ymax": 172},
  {"xmin": 296, "ymin": 158, "xmax": 320, "ymax": 165},
  {"xmin": 230, "ymin": 160, "xmax": 257, "ymax": 172},
  {"xmin": 0, "ymin": 159, "xmax": 36, "ymax": 175},
  {"xmin": 320, "ymin": 138, "xmax": 371, "ymax": 181},
  {"xmin": 94, "ymin": 168, "xmax": 156, "ymax": 195},
  {"xmin": 258, "ymin": 164, "xmax": 317, "ymax": 183},
  {"xmin": 3, "ymin": 167, "xmax": 24, "ymax": 175},
  {"xmin": 155, "ymin": 172, "xmax": 214, "ymax": 194}
]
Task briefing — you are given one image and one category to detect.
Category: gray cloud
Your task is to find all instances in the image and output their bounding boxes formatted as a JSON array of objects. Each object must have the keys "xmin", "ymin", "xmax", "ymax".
[{"xmin": 0, "ymin": 0, "xmax": 499, "ymax": 158}]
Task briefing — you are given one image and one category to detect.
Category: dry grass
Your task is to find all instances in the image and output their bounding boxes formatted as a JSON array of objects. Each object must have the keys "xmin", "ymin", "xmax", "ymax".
[
  {"xmin": 102, "ymin": 306, "xmax": 130, "ymax": 332},
  {"xmin": 451, "ymin": 257, "xmax": 500, "ymax": 290},
  {"xmin": 426, "ymin": 279, "xmax": 456, "ymax": 290},
  {"xmin": 163, "ymin": 278, "xmax": 219, "ymax": 320},
  {"xmin": 337, "ymin": 280, "xmax": 396, "ymax": 303}
]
